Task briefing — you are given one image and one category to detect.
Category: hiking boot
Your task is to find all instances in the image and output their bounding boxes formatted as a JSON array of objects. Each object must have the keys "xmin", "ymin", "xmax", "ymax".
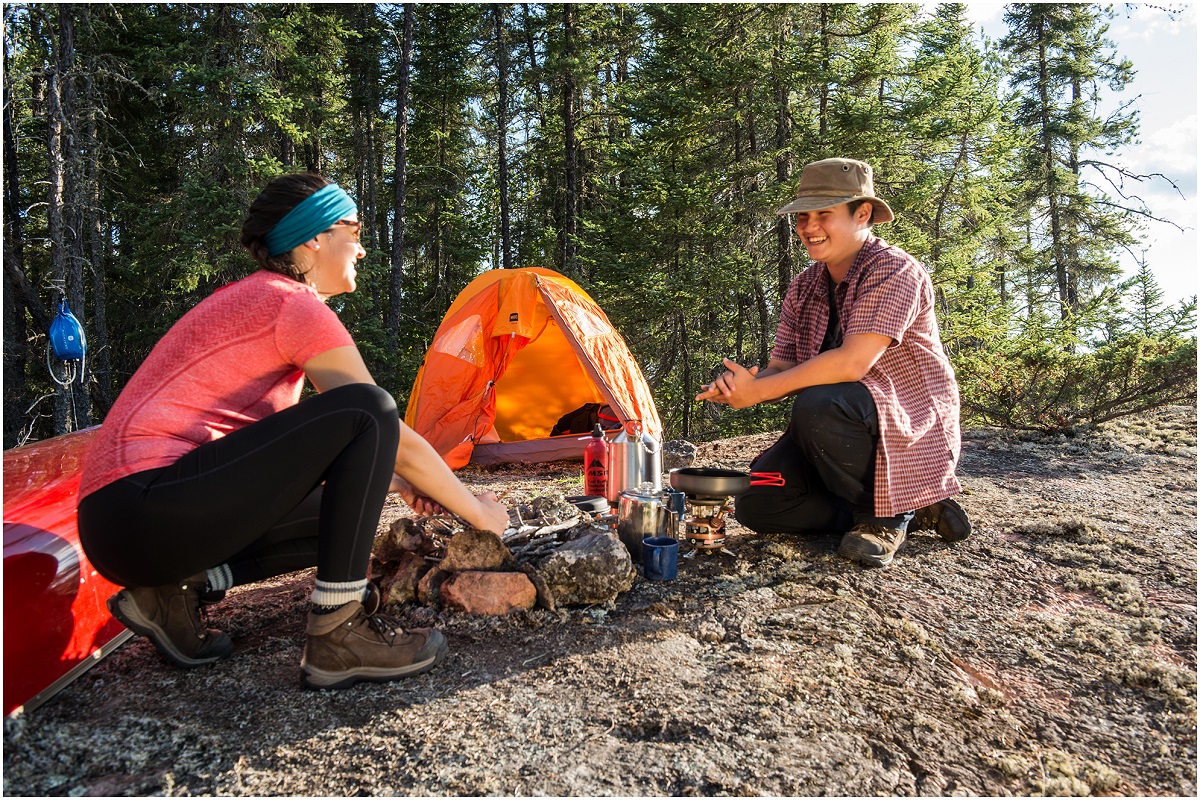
[
  {"xmin": 300, "ymin": 600, "xmax": 448, "ymax": 690},
  {"xmin": 362, "ymin": 582, "xmax": 381, "ymax": 615},
  {"xmin": 838, "ymin": 524, "xmax": 907, "ymax": 568},
  {"xmin": 911, "ymin": 497, "xmax": 972, "ymax": 542},
  {"xmin": 199, "ymin": 588, "xmax": 226, "ymax": 606},
  {"xmin": 107, "ymin": 573, "xmax": 234, "ymax": 668}
]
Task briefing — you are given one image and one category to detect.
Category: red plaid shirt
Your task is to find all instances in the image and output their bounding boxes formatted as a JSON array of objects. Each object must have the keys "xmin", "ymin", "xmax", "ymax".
[{"xmin": 771, "ymin": 235, "xmax": 962, "ymax": 516}]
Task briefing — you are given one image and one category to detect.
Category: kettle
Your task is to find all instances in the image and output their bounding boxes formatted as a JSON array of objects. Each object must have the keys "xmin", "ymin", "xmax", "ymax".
[
  {"xmin": 616, "ymin": 485, "xmax": 675, "ymax": 563},
  {"xmin": 605, "ymin": 421, "xmax": 662, "ymax": 503}
]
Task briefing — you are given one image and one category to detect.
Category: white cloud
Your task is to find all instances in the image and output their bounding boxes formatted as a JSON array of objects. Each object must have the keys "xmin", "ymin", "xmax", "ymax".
[
  {"xmin": 1110, "ymin": 3, "xmax": 1197, "ymax": 43},
  {"xmin": 1123, "ymin": 114, "xmax": 1198, "ymax": 200}
]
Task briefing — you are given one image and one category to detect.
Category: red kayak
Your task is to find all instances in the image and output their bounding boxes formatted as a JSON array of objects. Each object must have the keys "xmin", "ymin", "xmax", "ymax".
[{"xmin": 3, "ymin": 429, "xmax": 131, "ymax": 717}]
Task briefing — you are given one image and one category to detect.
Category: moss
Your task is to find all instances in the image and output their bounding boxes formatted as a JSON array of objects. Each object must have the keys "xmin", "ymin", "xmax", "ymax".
[
  {"xmin": 1012, "ymin": 518, "xmax": 1100, "ymax": 539},
  {"xmin": 988, "ymin": 751, "xmax": 1032, "ymax": 778},
  {"xmin": 761, "ymin": 542, "xmax": 804, "ymax": 561},
  {"xmin": 1032, "ymin": 748, "xmax": 1124, "ymax": 796},
  {"xmin": 1064, "ymin": 612, "xmax": 1131, "ymax": 655},
  {"xmin": 1107, "ymin": 658, "xmax": 1197, "ymax": 704},
  {"xmin": 1036, "ymin": 776, "xmax": 1093, "ymax": 796},
  {"xmin": 1063, "ymin": 570, "xmax": 1148, "ymax": 614},
  {"xmin": 976, "ymin": 686, "xmax": 1007, "ymax": 708},
  {"xmin": 1128, "ymin": 616, "xmax": 1164, "ymax": 645}
]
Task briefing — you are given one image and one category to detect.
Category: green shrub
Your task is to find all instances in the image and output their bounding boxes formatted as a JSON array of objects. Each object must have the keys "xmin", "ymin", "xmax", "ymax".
[{"xmin": 955, "ymin": 333, "xmax": 1196, "ymax": 433}]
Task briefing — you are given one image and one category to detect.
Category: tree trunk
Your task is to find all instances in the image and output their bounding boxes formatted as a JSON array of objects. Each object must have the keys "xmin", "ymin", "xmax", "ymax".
[
  {"xmin": 677, "ymin": 309, "xmax": 691, "ymax": 438},
  {"xmin": 388, "ymin": 3, "xmax": 413, "ymax": 358},
  {"xmin": 561, "ymin": 4, "xmax": 578, "ymax": 278},
  {"xmin": 46, "ymin": 6, "xmax": 76, "ymax": 433},
  {"xmin": 818, "ymin": 3, "xmax": 830, "ymax": 142},
  {"xmin": 85, "ymin": 70, "xmax": 112, "ymax": 416},
  {"xmin": 773, "ymin": 43, "xmax": 793, "ymax": 302},
  {"xmin": 62, "ymin": 6, "xmax": 91, "ymax": 428},
  {"xmin": 1066, "ymin": 74, "xmax": 1083, "ymax": 313},
  {"xmin": 1035, "ymin": 25, "xmax": 1070, "ymax": 321},
  {"xmin": 754, "ymin": 278, "xmax": 770, "ymax": 368},
  {"xmin": 4, "ymin": 31, "xmax": 32, "ymax": 447},
  {"xmin": 495, "ymin": 5, "xmax": 512, "ymax": 271},
  {"xmin": 521, "ymin": 3, "xmax": 545, "ymax": 127}
]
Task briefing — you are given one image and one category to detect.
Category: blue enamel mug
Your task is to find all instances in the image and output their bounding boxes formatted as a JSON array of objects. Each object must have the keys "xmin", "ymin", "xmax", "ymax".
[{"xmin": 642, "ymin": 536, "xmax": 678, "ymax": 581}]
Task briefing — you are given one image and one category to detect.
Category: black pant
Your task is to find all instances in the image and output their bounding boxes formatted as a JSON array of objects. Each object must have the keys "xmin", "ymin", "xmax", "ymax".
[
  {"xmin": 78, "ymin": 383, "xmax": 400, "ymax": 589},
  {"xmin": 734, "ymin": 382, "xmax": 904, "ymax": 535}
]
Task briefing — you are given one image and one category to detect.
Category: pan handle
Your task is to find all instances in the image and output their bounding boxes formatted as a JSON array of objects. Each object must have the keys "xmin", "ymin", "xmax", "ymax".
[{"xmin": 749, "ymin": 471, "xmax": 785, "ymax": 487}]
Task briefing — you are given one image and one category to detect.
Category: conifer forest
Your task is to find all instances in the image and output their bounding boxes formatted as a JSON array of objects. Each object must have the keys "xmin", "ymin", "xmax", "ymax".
[{"xmin": 3, "ymin": 3, "xmax": 1196, "ymax": 450}]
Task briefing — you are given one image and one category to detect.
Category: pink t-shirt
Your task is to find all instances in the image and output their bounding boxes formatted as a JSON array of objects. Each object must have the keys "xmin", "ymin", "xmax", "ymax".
[{"xmin": 79, "ymin": 270, "xmax": 354, "ymax": 498}]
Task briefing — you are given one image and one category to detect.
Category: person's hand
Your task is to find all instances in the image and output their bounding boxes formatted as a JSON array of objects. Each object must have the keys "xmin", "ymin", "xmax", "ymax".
[
  {"xmin": 474, "ymin": 491, "xmax": 510, "ymax": 535},
  {"xmin": 389, "ymin": 473, "xmax": 446, "ymax": 516},
  {"xmin": 696, "ymin": 360, "xmax": 760, "ymax": 406}
]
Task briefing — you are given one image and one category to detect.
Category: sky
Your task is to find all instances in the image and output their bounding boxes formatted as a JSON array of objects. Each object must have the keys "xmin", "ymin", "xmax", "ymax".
[{"xmin": 962, "ymin": 2, "xmax": 1198, "ymax": 308}]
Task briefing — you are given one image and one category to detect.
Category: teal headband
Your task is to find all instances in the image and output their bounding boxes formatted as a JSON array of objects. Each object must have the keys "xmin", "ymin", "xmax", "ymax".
[{"xmin": 264, "ymin": 183, "xmax": 358, "ymax": 256}]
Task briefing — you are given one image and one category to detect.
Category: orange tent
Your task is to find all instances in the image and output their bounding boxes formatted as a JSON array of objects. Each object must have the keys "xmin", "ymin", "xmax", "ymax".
[{"xmin": 404, "ymin": 267, "xmax": 662, "ymax": 468}]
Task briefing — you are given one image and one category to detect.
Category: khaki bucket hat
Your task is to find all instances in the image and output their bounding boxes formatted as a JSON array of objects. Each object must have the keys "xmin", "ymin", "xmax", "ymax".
[{"xmin": 776, "ymin": 157, "xmax": 894, "ymax": 223}]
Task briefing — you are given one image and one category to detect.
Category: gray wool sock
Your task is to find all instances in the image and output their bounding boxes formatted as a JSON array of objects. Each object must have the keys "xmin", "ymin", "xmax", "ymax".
[
  {"xmin": 310, "ymin": 578, "xmax": 369, "ymax": 613},
  {"xmin": 205, "ymin": 564, "xmax": 233, "ymax": 592}
]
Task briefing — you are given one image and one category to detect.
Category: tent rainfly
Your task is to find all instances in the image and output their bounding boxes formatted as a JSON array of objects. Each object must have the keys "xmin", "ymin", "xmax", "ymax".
[{"xmin": 404, "ymin": 267, "xmax": 662, "ymax": 469}]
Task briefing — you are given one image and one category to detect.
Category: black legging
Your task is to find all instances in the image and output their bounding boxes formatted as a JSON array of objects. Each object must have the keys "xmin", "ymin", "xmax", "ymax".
[{"xmin": 78, "ymin": 383, "xmax": 400, "ymax": 589}]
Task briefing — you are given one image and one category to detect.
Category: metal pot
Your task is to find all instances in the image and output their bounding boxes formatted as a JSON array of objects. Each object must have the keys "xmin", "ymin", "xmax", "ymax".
[
  {"xmin": 668, "ymin": 467, "xmax": 752, "ymax": 500},
  {"xmin": 616, "ymin": 486, "xmax": 675, "ymax": 563}
]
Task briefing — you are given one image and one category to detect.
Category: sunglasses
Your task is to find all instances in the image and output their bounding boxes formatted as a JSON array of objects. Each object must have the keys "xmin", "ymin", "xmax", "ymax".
[{"xmin": 325, "ymin": 219, "xmax": 362, "ymax": 243}]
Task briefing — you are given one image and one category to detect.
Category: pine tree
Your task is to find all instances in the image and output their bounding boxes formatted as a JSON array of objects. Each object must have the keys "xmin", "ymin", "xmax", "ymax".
[
  {"xmin": 893, "ymin": 3, "xmax": 1017, "ymax": 352},
  {"xmin": 1001, "ymin": 3, "xmax": 1139, "ymax": 323}
]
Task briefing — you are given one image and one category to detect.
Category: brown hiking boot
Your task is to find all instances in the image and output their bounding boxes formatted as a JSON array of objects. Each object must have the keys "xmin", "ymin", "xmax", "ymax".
[
  {"xmin": 911, "ymin": 497, "xmax": 972, "ymax": 542},
  {"xmin": 107, "ymin": 573, "xmax": 234, "ymax": 668},
  {"xmin": 300, "ymin": 600, "xmax": 448, "ymax": 690},
  {"xmin": 838, "ymin": 524, "xmax": 906, "ymax": 567}
]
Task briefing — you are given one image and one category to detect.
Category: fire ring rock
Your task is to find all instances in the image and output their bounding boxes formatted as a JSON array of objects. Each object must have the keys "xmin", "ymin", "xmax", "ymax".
[
  {"xmin": 441, "ymin": 528, "xmax": 517, "ymax": 572},
  {"xmin": 526, "ymin": 531, "xmax": 635, "ymax": 611},
  {"xmin": 440, "ymin": 571, "xmax": 537, "ymax": 616}
]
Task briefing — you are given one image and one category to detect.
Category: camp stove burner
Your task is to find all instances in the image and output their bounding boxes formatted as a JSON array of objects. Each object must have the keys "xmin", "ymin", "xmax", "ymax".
[{"xmin": 681, "ymin": 496, "xmax": 736, "ymax": 557}]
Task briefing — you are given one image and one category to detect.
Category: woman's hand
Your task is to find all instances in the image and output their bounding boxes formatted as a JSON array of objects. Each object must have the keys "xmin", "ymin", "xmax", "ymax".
[
  {"xmin": 389, "ymin": 474, "xmax": 446, "ymax": 516},
  {"xmin": 473, "ymin": 492, "xmax": 510, "ymax": 535}
]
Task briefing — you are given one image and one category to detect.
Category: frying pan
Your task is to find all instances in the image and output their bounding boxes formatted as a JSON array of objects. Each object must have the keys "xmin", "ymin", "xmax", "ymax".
[
  {"xmin": 668, "ymin": 468, "xmax": 787, "ymax": 500},
  {"xmin": 669, "ymin": 467, "xmax": 752, "ymax": 500}
]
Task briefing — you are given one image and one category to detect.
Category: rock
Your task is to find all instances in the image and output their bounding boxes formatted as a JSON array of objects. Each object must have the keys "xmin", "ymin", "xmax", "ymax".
[
  {"xmin": 662, "ymin": 439, "xmax": 698, "ymax": 470},
  {"xmin": 529, "ymin": 494, "xmax": 581, "ymax": 524},
  {"xmin": 520, "ymin": 564, "xmax": 555, "ymax": 610},
  {"xmin": 441, "ymin": 528, "xmax": 516, "ymax": 572},
  {"xmin": 378, "ymin": 551, "xmax": 429, "ymax": 606},
  {"xmin": 527, "ymin": 531, "xmax": 634, "ymax": 610},
  {"xmin": 374, "ymin": 517, "xmax": 437, "ymax": 562},
  {"xmin": 696, "ymin": 619, "xmax": 726, "ymax": 643},
  {"xmin": 440, "ymin": 571, "xmax": 537, "ymax": 615},
  {"xmin": 417, "ymin": 567, "xmax": 450, "ymax": 605}
]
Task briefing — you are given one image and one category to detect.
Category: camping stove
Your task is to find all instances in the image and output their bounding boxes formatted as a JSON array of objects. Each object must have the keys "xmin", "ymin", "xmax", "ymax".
[{"xmin": 680, "ymin": 495, "xmax": 736, "ymax": 557}]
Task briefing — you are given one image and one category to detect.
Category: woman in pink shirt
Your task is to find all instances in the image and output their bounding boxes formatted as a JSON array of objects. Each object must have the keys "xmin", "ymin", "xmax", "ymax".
[{"xmin": 77, "ymin": 173, "xmax": 508, "ymax": 690}]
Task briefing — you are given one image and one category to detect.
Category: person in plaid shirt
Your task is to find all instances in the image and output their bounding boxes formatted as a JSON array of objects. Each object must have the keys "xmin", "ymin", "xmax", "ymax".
[{"xmin": 696, "ymin": 158, "xmax": 971, "ymax": 567}]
